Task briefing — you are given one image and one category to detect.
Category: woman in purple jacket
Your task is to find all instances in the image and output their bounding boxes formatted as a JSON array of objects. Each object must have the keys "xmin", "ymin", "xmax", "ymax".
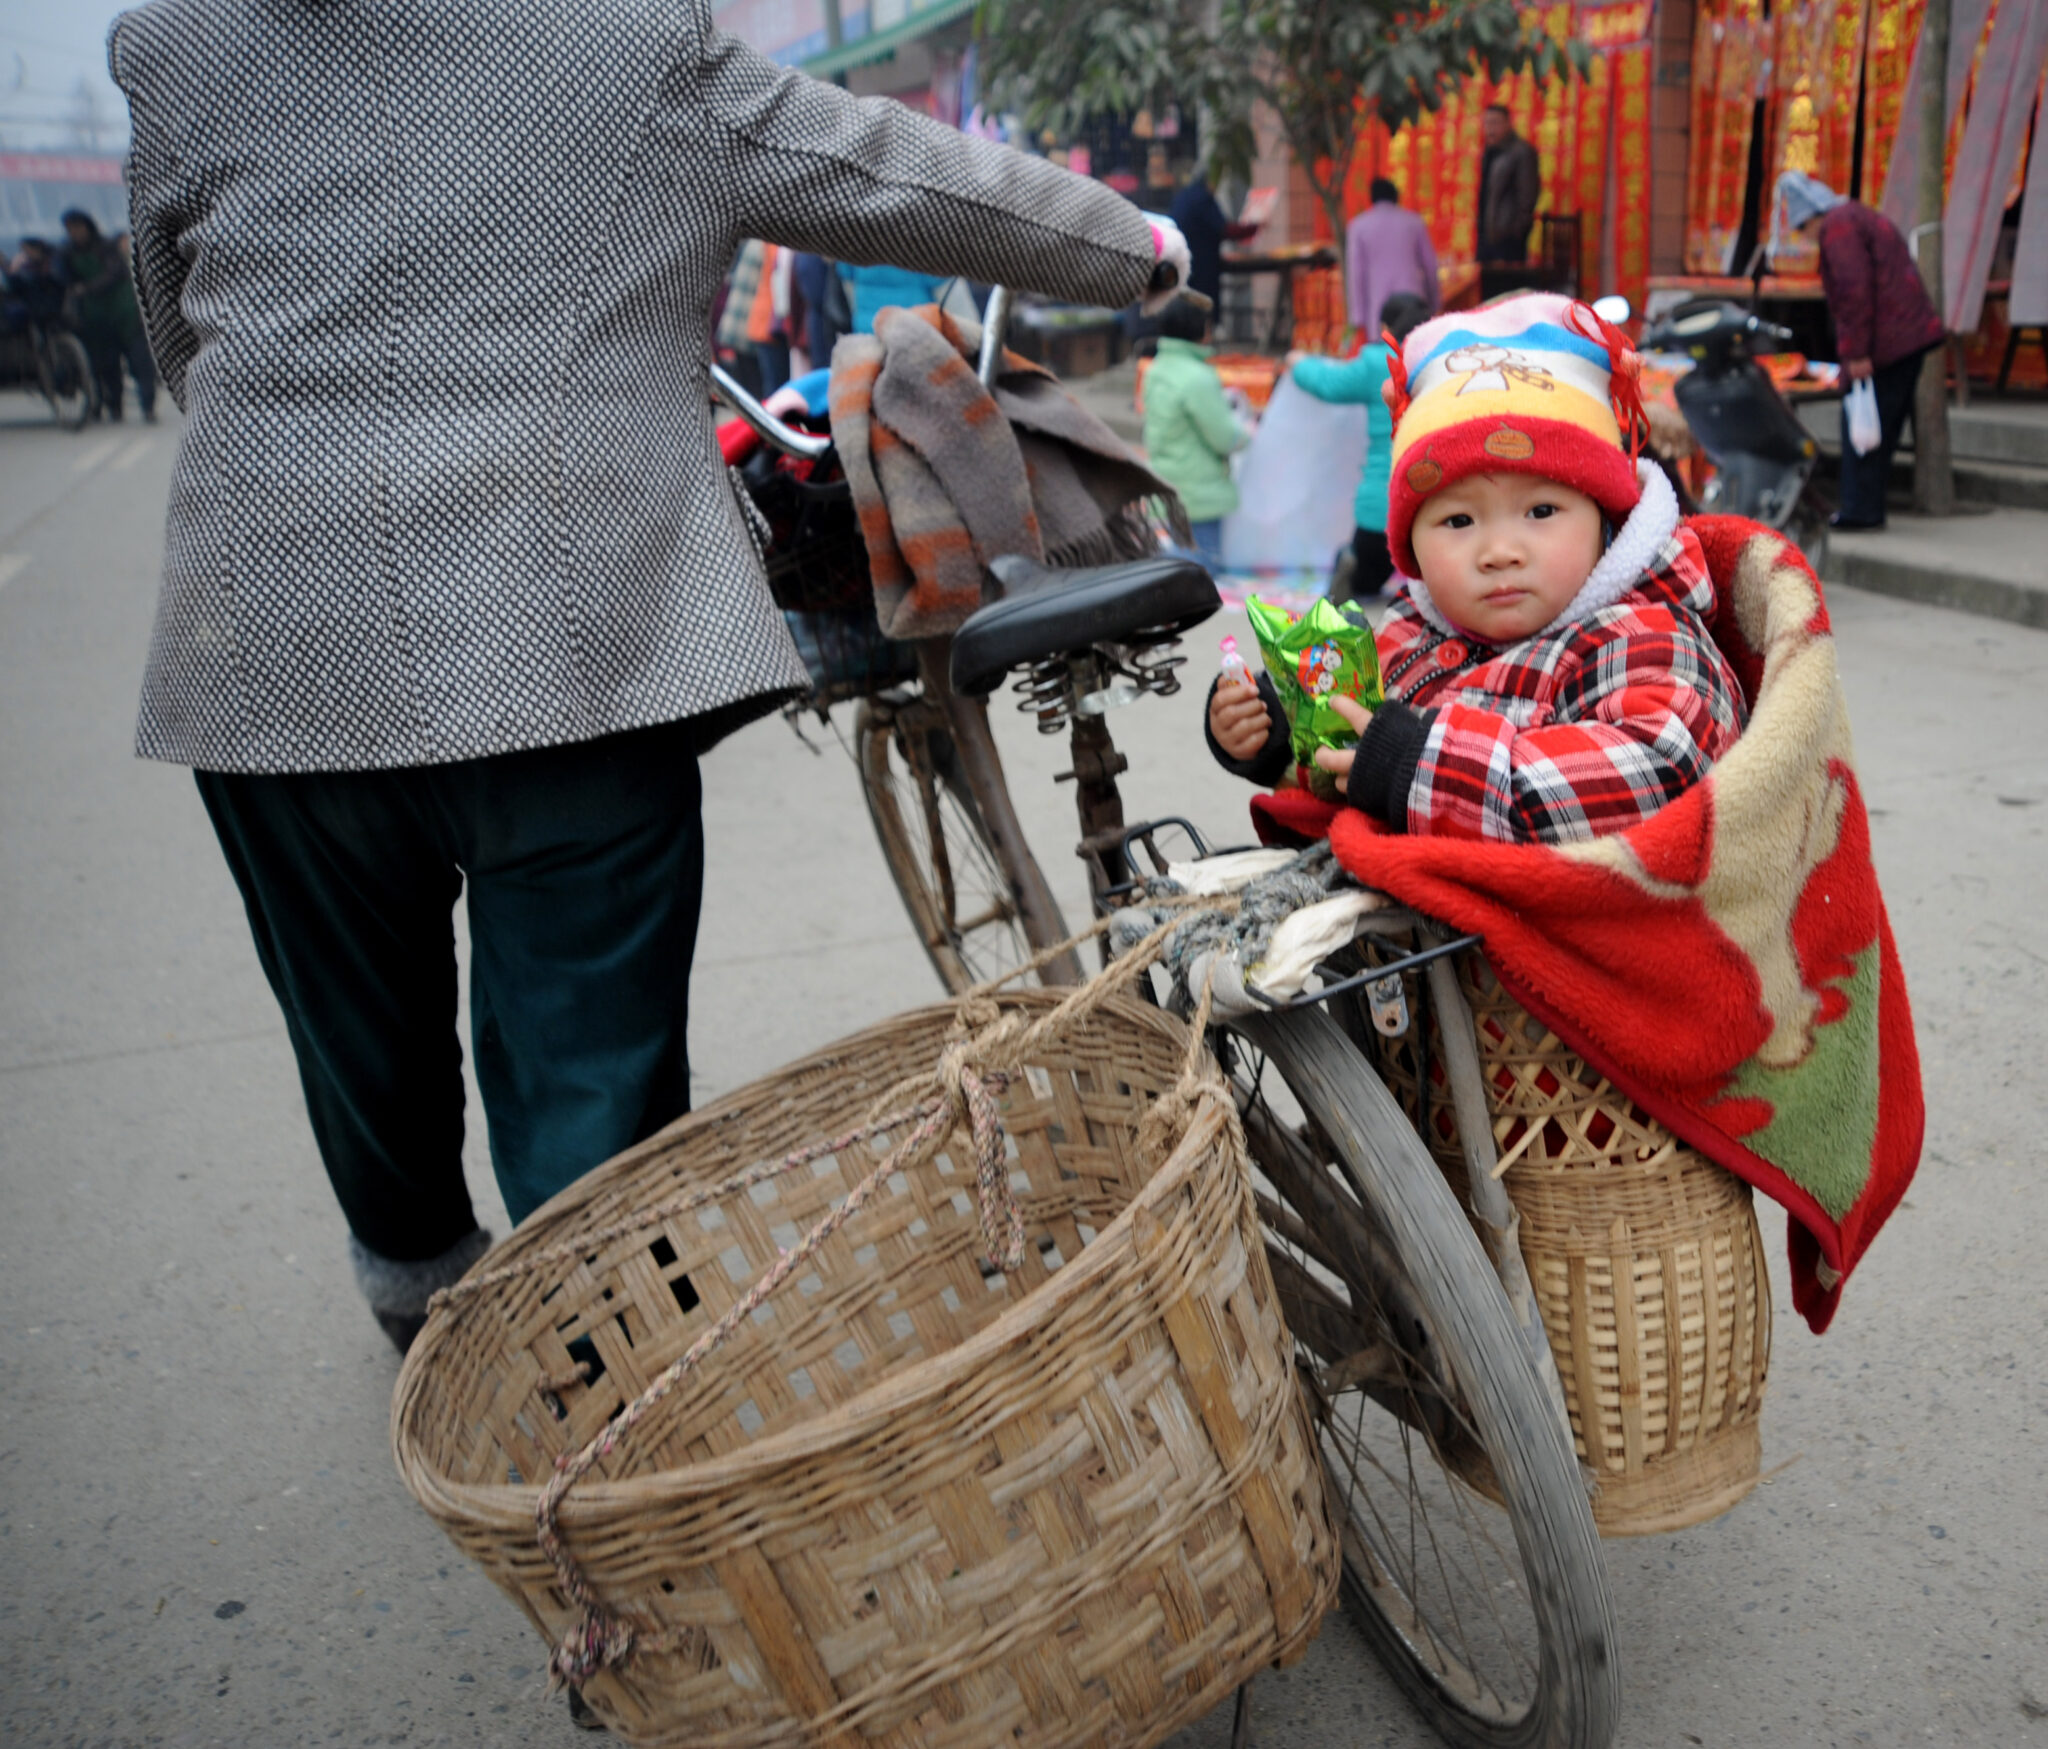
[{"xmin": 1778, "ymin": 172, "xmax": 1947, "ymax": 530}]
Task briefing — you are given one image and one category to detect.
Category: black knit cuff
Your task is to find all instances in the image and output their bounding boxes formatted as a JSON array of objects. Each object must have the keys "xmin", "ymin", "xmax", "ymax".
[
  {"xmin": 1344, "ymin": 701, "xmax": 1434, "ymax": 829},
  {"xmin": 1205, "ymin": 673, "xmax": 1294, "ymax": 788}
]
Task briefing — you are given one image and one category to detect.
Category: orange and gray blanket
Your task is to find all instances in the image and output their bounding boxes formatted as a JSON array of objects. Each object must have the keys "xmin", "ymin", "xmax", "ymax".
[
  {"xmin": 1253, "ymin": 519, "xmax": 1923, "ymax": 1333},
  {"xmin": 829, "ymin": 305, "xmax": 1181, "ymax": 640}
]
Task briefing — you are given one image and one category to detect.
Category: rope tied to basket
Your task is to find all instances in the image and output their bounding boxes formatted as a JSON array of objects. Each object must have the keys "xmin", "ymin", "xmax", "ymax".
[{"xmin": 438, "ymin": 898, "xmax": 1238, "ymax": 1693}]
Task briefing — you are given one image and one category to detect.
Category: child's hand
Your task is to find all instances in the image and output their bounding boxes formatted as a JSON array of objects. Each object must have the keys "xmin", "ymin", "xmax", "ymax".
[
  {"xmin": 1210, "ymin": 675, "xmax": 1275, "ymax": 761},
  {"xmin": 1311, "ymin": 694, "xmax": 1376, "ymax": 786}
]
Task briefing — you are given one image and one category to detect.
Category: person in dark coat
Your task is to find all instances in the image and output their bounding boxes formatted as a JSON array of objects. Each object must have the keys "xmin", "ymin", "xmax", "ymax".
[
  {"xmin": 1477, "ymin": 106, "xmax": 1540, "ymax": 265},
  {"xmin": 1778, "ymin": 172, "xmax": 1947, "ymax": 530},
  {"xmin": 1167, "ymin": 172, "xmax": 1261, "ymax": 307},
  {"xmin": 791, "ymin": 251, "xmax": 848, "ymax": 369},
  {"xmin": 60, "ymin": 209, "xmax": 156, "ymax": 421}
]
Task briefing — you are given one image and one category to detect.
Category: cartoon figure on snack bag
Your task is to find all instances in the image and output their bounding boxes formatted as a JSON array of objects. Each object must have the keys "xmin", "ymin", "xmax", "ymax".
[{"xmin": 1298, "ymin": 640, "xmax": 1346, "ymax": 699}]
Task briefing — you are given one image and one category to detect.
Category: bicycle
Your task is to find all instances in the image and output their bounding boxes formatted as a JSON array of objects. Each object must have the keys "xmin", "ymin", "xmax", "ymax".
[
  {"xmin": 0, "ymin": 317, "xmax": 97, "ymax": 430},
  {"xmin": 717, "ymin": 313, "xmax": 1622, "ymax": 1748},
  {"xmin": 715, "ymin": 290, "xmax": 1149, "ymax": 994}
]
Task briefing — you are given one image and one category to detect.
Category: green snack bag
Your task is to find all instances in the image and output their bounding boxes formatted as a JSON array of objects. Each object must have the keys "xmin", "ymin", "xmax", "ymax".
[{"xmin": 1243, "ymin": 595, "xmax": 1385, "ymax": 801}]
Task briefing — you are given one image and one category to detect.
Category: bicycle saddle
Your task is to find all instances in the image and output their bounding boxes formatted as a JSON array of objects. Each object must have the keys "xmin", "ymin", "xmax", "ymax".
[{"xmin": 950, "ymin": 553, "xmax": 1222, "ymax": 698}]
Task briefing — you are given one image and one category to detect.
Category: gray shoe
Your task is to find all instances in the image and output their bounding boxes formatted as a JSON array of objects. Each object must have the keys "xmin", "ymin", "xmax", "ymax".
[
  {"xmin": 372, "ymin": 1308, "xmax": 429, "ymax": 1356},
  {"xmin": 350, "ymin": 1228, "xmax": 492, "ymax": 1356}
]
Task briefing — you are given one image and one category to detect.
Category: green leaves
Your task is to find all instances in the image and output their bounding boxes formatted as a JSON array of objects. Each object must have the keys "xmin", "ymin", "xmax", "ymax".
[
  {"xmin": 979, "ymin": 0, "xmax": 1586, "ymax": 183},
  {"xmin": 977, "ymin": 0, "xmax": 1590, "ymax": 311}
]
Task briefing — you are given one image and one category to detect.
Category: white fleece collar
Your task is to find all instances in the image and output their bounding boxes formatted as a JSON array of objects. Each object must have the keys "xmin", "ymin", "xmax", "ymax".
[{"xmin": 1400, "ymin": 460, "xmax": 1679, "ymax": 643}]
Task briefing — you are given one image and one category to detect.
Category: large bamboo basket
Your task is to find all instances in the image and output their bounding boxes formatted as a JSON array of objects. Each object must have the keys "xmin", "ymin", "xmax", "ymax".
[
  {"xmin": 392, "ymin": 993, "xmax": 1337, "ymax": 1748},
  {"xmin": 1370, "ymin": 950, "xmax": 1771, "ymax": 1536}
]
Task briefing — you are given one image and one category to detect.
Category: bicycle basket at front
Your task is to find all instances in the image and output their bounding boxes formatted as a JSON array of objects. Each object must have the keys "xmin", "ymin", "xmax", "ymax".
[{"xmin": 740, "ymin": 435, "xmax": 873, "ymax": 616}]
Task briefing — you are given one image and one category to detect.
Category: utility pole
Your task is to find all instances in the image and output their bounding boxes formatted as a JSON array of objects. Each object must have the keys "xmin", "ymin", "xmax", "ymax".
[{"xmin": 1912, "ymin": 0, "xmax": 1955, "ymax": 515}]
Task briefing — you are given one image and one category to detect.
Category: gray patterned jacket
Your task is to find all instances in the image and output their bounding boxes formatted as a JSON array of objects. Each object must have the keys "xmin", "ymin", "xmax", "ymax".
[{"xmin": 110, "ymin": 0, "xmax": 1158, "ymax": 773}]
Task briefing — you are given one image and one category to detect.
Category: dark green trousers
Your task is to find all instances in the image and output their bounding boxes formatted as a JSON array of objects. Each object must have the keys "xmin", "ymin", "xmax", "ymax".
[{"xmin": 197, "ymin": 721, "xmax": 704, "ymax": 1262}]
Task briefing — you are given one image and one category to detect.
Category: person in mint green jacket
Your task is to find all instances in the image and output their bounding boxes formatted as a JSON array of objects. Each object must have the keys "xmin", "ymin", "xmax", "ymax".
[
  {"xmin": 1143, "ymin": 298, "xmax": 1251, "ymax": 571},
  {"xmin": 1287, "ymin": 290, "xmax": 1432, "ymax": 600}
]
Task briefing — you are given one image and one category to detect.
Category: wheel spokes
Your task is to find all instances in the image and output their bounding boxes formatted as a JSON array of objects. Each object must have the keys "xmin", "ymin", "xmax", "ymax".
[{"xmin": 1228, "ymin": 1037, "xmax": 1543, "ymax": 1724}]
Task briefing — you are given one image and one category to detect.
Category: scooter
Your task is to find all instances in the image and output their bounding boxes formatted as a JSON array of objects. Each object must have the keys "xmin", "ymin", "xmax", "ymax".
[{"xmin": 1638, "ymin": 298, "xmax": 1821, "ymax": 529}]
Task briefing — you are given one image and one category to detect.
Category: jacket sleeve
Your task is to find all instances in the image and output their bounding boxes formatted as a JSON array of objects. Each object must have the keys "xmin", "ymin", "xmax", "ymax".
[
  {"xmin": 1291, "ymin": 348, "xmax": 1386, "ymax": 406},
  {"xmin": 1184, "ymin": 369, "xmax": 1251, "ymax": 458},
  {"xmin": 677, "ymin": 23, "xmax": 1156, "ymax": 312},
  {"xmin": 1512, "ymin": 146, "xmax": 1542, "ymax": 240},
  {"xmin": 106, "ymin": 17, "xmax": 199, "ymax": 410},
  {"xmin": 1822, "ymin": 211, "xmax": 1876, "ymax": 363},
  {"xmin": 1393, "ymin": 617, "xmax": 1737, "ymax": 843}
]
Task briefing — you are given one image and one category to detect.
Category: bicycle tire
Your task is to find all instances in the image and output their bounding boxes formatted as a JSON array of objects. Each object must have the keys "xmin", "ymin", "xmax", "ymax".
[
  {"xmin": 855, "ymin": 699, "xmax": 1034, "ymax": 995},
  {"xmin": 38, "ymin": 331, "xmax": 95, "ymax": 431},
  {"xmin": 1227, "ymin": 1006, "xmax": 1620, "ymax": 1749}
]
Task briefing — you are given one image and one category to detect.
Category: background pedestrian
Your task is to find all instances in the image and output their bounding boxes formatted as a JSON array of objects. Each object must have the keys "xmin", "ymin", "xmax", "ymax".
[
  {"xmin": 59, "ymin": 209, "xmax": 154, "ymax": 422},
  {"xmin": 1288, "ymin": 290, "xmax": 1434, "ymax": 601},
  {"xmin": 1143, "ymin": 295, "xmax": 1252, "ymax": 571},
  {"xmin": 1776, "ymin": 170, "xmax": 1947, "ymax": 530},
  {"xmin": 1167, "ymin": 169, "xmax": 1263, "ymax": 308},
  {"xmin": 1477, "ymin": 105, "xmax": 1541, "ymax": 267},
  {"xmin": 1344, "ymin": 177, "xmax": 1438, "ymax": 339}
]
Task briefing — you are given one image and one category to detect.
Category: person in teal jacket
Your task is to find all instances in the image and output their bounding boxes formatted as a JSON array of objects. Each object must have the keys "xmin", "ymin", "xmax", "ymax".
[
  {"xmin": 845, "ymin": 262, "xmax": 952, "ymax": 334},
  {"xmin": 1287, "ymin": 290, "xmax": 1431, "ymax": 600},
  {"xmin": 1143, "ymin": 298, "xmax": 1251, "ymax": 571}
]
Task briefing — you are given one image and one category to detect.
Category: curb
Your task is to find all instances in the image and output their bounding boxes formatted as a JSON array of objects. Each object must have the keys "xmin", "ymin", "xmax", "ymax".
[{"xmin": 1822, "ymin": 539, "xmax": 2048, "ymax": 631}]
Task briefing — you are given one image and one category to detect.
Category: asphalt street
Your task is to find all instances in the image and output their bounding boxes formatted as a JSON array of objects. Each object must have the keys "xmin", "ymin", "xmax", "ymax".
[{"xmin": 3, "ymin": 408, "xmax": 2046, "ymax": 1748}]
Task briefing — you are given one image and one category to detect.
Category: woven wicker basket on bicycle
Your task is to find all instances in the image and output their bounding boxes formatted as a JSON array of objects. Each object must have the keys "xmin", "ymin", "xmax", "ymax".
[
  {"xmin": 1368, "ymin": 945, "xmax": 1770, "ymax": 1536},
  {"xmin": 393, "ymin": 992, "xmax": 1338, "ymax": 1748}
]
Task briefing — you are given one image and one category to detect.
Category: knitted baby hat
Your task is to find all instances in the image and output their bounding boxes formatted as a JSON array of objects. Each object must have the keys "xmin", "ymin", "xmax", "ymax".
[{"xmin": 1384, "ymin": 292, "xmax": 1643, "ymax": 576}]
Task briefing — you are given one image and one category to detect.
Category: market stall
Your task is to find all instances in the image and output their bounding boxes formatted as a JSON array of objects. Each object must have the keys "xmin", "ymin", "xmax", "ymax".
[{"xmin": 1292, "ymin": 0, "xmax": 2047, "ymax": 384}]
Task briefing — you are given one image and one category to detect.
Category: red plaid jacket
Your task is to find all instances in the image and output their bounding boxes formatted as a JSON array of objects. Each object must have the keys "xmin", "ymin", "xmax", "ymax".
[{"xmin": 1362, "ymin": 524, "xmax": 1748, "ymax": 843}]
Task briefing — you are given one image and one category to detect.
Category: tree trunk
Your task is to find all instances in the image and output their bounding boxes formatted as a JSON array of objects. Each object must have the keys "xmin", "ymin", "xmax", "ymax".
[
  {"xmin": 1911, "ymin": 0, "xmax": 1955, "ymax": 516},
  {"xmin": 1320, "ymin": 181, "xmax": 1352, "ymax": 340}
]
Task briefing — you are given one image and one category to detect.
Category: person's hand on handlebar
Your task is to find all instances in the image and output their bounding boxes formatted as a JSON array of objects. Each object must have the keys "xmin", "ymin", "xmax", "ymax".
[{"xmin": 1141, "ymin": 216, "xmax": 1194, "ymax": 316}]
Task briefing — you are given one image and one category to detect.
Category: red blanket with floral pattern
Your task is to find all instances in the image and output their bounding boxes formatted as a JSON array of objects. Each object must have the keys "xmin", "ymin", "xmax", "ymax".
[{"xmin": 1251, "ymin": 518, "xmax": 1922, "ymax": 1332}]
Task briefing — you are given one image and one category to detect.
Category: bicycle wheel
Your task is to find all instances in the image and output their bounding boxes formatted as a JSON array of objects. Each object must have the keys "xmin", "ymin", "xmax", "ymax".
[
  {"xmin": 37, "ymin": 332, "xmax": 95, "ymax": 431},
  {"xmin": 856, "ymin": 697, "xmax": 1035, "ymax": 994},
  {"xmin": 1223, "ymin": 1006, "xmax": 1619, "ymax": 1749}
]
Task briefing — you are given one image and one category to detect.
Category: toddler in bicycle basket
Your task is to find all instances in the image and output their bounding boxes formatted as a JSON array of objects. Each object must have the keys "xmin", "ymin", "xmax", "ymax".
[
  {"xmin": 1207, "ymin": 293, "xmax": 1747, "ymax": 843},
  {"xmin": 1203, "ymin": 292, "xmax": 1925, "ymax": 1337}
]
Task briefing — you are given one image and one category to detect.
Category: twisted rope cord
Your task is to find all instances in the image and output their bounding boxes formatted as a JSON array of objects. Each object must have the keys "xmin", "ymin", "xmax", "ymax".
[{"xmin": 534, "ymin": 1088, "xmax": 970, "ymax": 1687}]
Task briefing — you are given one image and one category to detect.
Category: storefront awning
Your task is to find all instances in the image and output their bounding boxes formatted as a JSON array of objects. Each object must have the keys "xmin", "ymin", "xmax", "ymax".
[{"xmin": 800, "ymin": 0, "xmax": 978, "ymax": 80}]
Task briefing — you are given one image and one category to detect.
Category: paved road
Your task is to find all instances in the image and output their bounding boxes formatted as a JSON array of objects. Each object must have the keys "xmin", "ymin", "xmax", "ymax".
[{"xmin": 4, "ymin": 411, "xmax": 2046, "ymax": 1748}]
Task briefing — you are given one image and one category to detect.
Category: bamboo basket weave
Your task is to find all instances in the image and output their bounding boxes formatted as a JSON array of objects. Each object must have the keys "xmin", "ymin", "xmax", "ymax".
[
  {"xmin": 1370, "ymin": 949, "xmax": 1771, "ymax": 1536},
  {"xmin": 393, "ymin": 993, "xmax": 1337, "ymax": 1748}
]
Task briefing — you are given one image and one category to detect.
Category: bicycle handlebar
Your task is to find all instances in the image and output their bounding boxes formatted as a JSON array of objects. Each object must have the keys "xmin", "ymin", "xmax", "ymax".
[
  {"xmin": 708, "ymin": 361, "xmax": 832, "ymax": 461},
  {"xmin": 711, "ymin": 281, "xmax": 1019, "ymax": 461}
]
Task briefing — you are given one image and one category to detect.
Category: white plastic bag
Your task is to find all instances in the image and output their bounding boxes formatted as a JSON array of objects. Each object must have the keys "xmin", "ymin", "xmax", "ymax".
[
  {"xmin": 1845, "ymin": 377, "xmax": 1882, "ymax": 456},
  {"xmin": 1220, "ymin": 375, "xmax": 1366, "ymax": 571}
]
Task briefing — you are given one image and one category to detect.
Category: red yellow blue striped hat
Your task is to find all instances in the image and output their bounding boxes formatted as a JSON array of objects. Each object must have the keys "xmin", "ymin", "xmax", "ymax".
[{"xmin": 1384, "ymin": 293, "xmax": 1644, "ymax": 576}]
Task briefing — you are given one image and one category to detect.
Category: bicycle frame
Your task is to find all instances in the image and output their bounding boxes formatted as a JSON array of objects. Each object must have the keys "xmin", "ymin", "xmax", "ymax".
[{"xmin": 710, "ymin": 293, "xmax": 1086, "ymax": 983}]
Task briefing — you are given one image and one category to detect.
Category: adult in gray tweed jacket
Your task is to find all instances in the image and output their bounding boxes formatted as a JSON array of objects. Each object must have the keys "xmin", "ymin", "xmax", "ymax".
[{"xmin": 110, "ymin": 0, "xmax": 1180, "ymax": 1353}]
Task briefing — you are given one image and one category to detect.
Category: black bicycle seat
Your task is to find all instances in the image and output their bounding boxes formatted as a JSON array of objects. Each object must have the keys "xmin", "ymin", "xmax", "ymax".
[{"xmin": 950, "ymin": 552, "xmax": 1222, "ymax": 698}]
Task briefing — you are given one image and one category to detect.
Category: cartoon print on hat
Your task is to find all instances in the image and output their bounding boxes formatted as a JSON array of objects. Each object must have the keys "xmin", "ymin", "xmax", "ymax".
[
  {"xmin": 1484, "ymin": 426, "xmax": 1537, "ymax": 461},
  {"xmin": 1444, "ymin": 343, "xmax": 1558, "ymax": 397}
]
